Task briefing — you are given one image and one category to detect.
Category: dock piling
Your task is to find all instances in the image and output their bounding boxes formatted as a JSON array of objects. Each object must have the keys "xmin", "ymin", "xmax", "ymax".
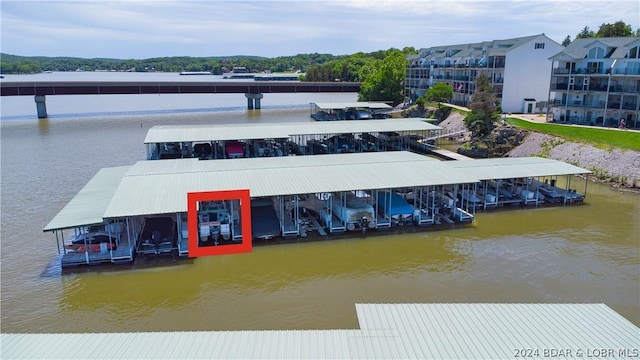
[{"xmin": 35, "ymin": 95, "xmax": 47, "ymax": 118}]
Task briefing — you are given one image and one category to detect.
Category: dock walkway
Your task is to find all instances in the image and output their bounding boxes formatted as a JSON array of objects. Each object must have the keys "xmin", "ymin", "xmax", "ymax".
[{"xmin": 430, "ymin": 148, "xmax": 473, "ymax": 160}]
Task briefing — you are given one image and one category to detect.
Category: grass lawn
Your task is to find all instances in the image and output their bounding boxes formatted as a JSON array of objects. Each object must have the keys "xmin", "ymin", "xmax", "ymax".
[{"xmin": 505, "ymin": 118, "xmax": 640, "ymax": 151}]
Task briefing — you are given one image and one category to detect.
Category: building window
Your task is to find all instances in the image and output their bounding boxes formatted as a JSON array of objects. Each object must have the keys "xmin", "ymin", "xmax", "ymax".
[
  {"xmin": 629, "ymin": 46, "xmax": 639, "ymax": 59},
  {"xmin": 535, "ymin": 42, "xmax": 545, "ymax": 49},
  {"xmin": 588, "ymin": 46, "xmax": 605, "ymax": 59}
]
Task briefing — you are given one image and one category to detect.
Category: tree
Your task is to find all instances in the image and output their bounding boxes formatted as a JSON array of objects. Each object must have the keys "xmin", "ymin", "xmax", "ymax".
[
  {"xmin": 576, "ymin": 26, "xmax": 595, "ymax": 39},
  {"xmin": 463, "ymin": 73, "xmax": 499, "ymax": 137},
  {"xmin": 358, "ymin": 50, "xmax": 406, "ymax": 105},
  {"xmin": 576, "ymin": 21, "xmax": 636, "ymax": 40},
  {"xmin": 562, "ymin": 35, "xmax": 572, "ymax": 46},
  {"xmin": 421, "ymin": 82, "xmax": 453, "ymax": 109},
  {"xmin": 596, "ymin": 21, "xmax": 634, "ymax": 37}
]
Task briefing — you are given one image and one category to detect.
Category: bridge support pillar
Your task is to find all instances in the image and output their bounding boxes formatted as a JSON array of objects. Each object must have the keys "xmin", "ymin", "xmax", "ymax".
[
  {"xmin": 245, "ymin": 93, "xmax": 263, "ymax": 110},
  {"xmin": 35, "ymin": 95, "xmax": 47, "ymax": 118}
]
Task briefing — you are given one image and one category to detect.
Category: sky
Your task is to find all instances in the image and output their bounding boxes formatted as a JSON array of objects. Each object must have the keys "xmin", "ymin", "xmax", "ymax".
[{"xmin": 1, "ymin": 0, "xmax": 639, "ymax": 59}]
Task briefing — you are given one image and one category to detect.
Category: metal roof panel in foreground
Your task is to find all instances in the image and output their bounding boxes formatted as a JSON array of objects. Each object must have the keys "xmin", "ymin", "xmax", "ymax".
[
  {"xmin": 143, "ymin": 118, "xmax": 439, "ymax": 143},
  {"xmin": 2, "ymin": 304, "xmax": 638, "ymax": 359},
  {"xmin": 43, "ymin": 166, "xmax": 131, "ymax": 231},
  {"xmin": 356, "ymin": 303, "xmax": 639, "ymax": 359}
]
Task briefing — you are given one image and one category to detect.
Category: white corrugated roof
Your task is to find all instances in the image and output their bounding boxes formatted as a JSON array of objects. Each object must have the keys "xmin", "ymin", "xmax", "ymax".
[
  {"xmin": 103, "ymin": 152, "xmax": 475, "ymax": 218},
  {"xmin": 356, "ymin": 303, "xmax": 640, "ymax": 359},
  {"xmin": 2, "ymin": 304, "xmax": 638, "ymax": 359},
  {"xmin": 447, "ymin": 157, "xmax": 592, "ymax": 178},
  {"xmin": 43, "ymin": 166, "xmax": 131, "ymax": 231},
  {"xmin": 127, "ymin": 151, "xmax": 438, "ymax": 176},
  {"xmin": 46, "ymin": 154, "xmax": 593, "ymax": 227},
  {"xmin": 143, "ymin": 118, "xmax": 436, "ymax": 143}
]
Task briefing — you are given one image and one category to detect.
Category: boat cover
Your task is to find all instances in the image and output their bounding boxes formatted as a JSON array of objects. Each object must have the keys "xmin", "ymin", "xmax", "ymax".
[
  {"xmin": 376, "ymin": 191, "xmax": 414, "ymax": 217},
  {"xmin": 332, "ymin": 194, "xmax": 375, "ymax": 224},
  {"xmin": 251, "ymin": 199, "xmax": 280, "ymax": 239}
]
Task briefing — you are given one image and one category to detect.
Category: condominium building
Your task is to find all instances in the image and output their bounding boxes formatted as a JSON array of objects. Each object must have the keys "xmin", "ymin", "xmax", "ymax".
[
  {"xmin": 548, "ymin": 37, "xmax": 640, "ymax": 128},
  {"xmin": 405, "ymin": 34, "xmax": 563, "ymax": 114}
]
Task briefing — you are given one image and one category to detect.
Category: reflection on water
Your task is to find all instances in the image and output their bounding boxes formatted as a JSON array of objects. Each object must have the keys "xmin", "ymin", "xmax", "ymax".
[
  {"xmin": 1, "ymin": 95, "xmax": 638, "ymax": 333},
  {"xmin": 37, "ymin": 118, "xmax": 50, "ymax": 136}
]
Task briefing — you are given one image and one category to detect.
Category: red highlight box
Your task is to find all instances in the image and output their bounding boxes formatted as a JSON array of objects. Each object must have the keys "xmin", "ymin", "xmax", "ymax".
[{"xmin": 187, "ymin": 189, "xmax": 252, "ymax": 257}]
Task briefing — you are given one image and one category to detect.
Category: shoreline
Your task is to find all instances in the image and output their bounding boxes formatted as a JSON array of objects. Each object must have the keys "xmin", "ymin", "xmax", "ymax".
[{"xmin": 435, "ymin": 110, "xmax": 640, "ymax": 192}]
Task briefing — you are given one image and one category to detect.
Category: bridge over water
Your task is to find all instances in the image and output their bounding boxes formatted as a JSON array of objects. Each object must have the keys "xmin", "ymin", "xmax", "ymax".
[{"xmin": 0, "ymin": 80, "xmax": 361, "ymax": 118}]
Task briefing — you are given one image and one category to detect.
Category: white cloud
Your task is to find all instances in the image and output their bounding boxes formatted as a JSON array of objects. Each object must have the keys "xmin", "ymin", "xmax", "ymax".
[{"xmin": 1, "ymin": 0, "xmax": 638, "ymax": 58}]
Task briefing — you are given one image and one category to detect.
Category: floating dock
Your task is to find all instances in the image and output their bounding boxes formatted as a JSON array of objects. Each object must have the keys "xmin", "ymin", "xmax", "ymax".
[
  {"xmin": 309, "ymin": 101, "xmax": 393, "ymax": 120},
  {"xmin": 45, "ymin": 149, "xmax": 591, "ymax": 268},
  {"xmin": 144, "ymin": 118, "xmax": 442, "ymax": 160}
]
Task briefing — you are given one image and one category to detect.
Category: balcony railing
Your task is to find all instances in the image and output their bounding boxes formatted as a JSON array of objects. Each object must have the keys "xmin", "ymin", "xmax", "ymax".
[{"xmin": 553, "ymin": 67, "xmax": 640, "ymax": 76}]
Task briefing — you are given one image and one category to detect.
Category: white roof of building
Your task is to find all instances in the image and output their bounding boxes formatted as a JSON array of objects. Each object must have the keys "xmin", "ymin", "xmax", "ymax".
[
  {"xmin": 43, "ymin": 166, "xmax": 131, "ymax": 231},
  {"xmin": 550, "ymin": 36, "xmax": 640, "ymax": 60},
  {"xmin": 2, "ymin": 303, "xmax": 638, "ymax": 359},
  {"xmin": 144, "ymin": 118, "xmax": 439, "ymax": 143},
  {"xmin": 417, "ymin": 34, "xmax": 552, "ymax": 59}
]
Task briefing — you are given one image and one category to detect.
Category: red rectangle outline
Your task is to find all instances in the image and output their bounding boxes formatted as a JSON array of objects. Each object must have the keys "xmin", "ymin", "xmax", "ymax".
[{"xmin": 187, "ymin": 189, "xmax": 252, "ymax": 257}]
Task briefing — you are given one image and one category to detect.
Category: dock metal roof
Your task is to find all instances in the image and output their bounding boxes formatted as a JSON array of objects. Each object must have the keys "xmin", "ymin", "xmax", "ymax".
[
  {"xmin": 3, "ymin": 303, "xmax": 638, "ymax": 359},
  {"xmin": 143, "ymin": 118, "xmax": 439, "ymax": 144},
  {"xmin": 44, "ymin": 153, "xmax": 593, "ymax": 229},
  {"xmin": 312, "ymin": 101, "xmax": 393, "ymax": 110},
  {"xmin": 447, "ymin": 157, "xmax": 592, "ymax": 178},
  {"xmin": 43, "ymin": 166, "xmax": 131, "ymax": 232},
  {"xmin": 103, "ymin": 152, "xmax": 474, "ymax": 218},
  {"xmin": 127, "ymin": 151, "xmax": 438, "ymax": 176}
]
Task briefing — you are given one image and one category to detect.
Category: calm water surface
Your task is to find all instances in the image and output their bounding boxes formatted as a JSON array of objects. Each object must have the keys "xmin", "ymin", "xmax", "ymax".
[{"xmin": 1, "ymin": 74, "xmax": 638, "ymax": 333}]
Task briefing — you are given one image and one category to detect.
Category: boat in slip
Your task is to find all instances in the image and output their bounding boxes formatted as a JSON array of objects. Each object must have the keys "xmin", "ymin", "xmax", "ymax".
[
  {"xmin": 64, "ymin": 231, "xmax": 117, "ymax": 253},
  {"xmin": 225, "ymin": 140, "xmax": 246, "ymax": 158},
  {"xmin": 251, "ymin": 198, "xmax": 281, "ymax": 240},
  {"xmin": 138, "ymin": 216, "xmax": 176, "ymax": 255},
  {"xmin": 322, "ymin": 192, "xmax": 377, "ymax": 233},
  {"xmin": 375, "ymin": 191, "xmax": 415, "ymax": 225}
]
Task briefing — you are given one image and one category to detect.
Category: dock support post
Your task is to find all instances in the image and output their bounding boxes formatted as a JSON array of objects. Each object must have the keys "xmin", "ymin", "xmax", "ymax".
[
  {"xmin": 35, "ymin": 95, "xmax": 47, "ymax": 118},
  {"xmin": 245, "ymin": 93, "xmax": 264, "ymax": 110}
]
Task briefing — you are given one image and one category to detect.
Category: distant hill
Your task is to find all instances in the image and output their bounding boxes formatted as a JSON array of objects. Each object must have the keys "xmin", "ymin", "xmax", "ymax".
[{"xmin": 0, "ymin": 53, "xmax": 341, "ymax": 74}]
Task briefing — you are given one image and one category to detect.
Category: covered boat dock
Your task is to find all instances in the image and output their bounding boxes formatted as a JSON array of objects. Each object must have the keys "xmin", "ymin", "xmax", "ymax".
[
  {"xmin": 143, "ymin": 118, "xmax": 442, "ymax": 160},
  {"xmin": 43, "ymin": 166, "xmax": 136, "ymax": 267},
  {"xmin": 309, "ymin": 101, "xmax": 393, "ymax": 120},
  {"xmin": 448, "ymin": 157, "xmax": 590, "ymax": 209},
  {"xmin": 45, "ymin": 151, "xmax": 591, "ymax": 267}
]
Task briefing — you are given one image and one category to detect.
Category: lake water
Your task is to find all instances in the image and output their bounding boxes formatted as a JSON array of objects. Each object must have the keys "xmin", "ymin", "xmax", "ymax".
[{"xmin": 1, "ymin": 73, "xmax": 638, "ymax": 333}]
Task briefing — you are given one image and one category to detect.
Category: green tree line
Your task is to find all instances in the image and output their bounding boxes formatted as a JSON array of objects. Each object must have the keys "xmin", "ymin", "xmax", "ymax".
[
  {"xmin": 0, "ymin": 53, "xmax": 340, "ymax": 75},
  {"xmin": 561, "ymin": 21, "xmax": 639, "ymax": 45}
]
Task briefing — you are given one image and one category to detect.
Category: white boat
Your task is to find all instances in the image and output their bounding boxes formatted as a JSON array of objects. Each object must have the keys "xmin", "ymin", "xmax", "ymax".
[
  {"xmin": 331, "ymin": 193, "xmax": 376, "ymax": 231},
  {"xmin": 179, "ymin": 71, "xmax": 213, "ymax": 75}
]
